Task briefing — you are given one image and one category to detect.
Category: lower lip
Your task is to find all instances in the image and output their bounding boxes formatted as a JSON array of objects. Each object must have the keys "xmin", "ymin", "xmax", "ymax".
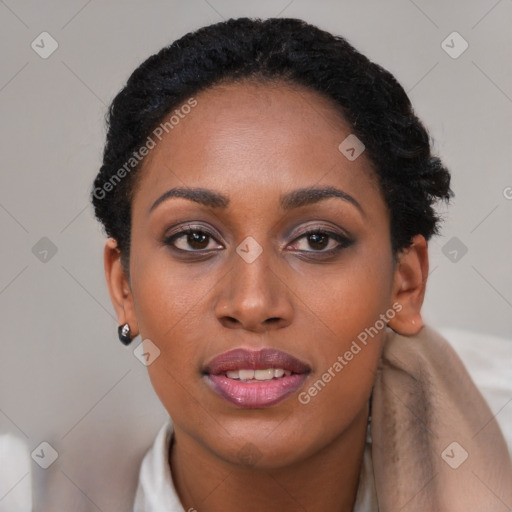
[{"xmin": 206, "ymin": 373, "xmax": 307, "ymax": 408}]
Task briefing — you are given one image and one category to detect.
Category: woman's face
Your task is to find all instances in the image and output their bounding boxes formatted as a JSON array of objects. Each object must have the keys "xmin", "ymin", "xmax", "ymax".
[{"xmin": 121, "ymin": 81, "xmax": 406, "ymax": 467}]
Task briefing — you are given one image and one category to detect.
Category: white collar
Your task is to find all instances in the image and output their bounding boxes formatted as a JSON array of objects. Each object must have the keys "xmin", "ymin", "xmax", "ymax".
[
  {"xmin": 133, "ymin": 418, "xmax": 377, "ymax": 511},
  {"xmin": 133, "ymin": 419, "xmax": 184, "ymax": 512}
]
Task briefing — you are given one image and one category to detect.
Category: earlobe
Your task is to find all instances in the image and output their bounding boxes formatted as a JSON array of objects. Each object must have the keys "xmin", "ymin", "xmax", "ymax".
[
  {"xmin": 387, "ymin": 234, "xmax": 429, "ymax": 336},
  {"xmin": 104, "ymin": 238, "xmax": 139, "ymax": 338}
]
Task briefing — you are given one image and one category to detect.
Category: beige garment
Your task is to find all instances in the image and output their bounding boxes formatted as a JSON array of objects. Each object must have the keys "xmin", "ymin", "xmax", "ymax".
[{"xmin": 372, "ymin": 325, "xmax": 512, "ymax": 511}]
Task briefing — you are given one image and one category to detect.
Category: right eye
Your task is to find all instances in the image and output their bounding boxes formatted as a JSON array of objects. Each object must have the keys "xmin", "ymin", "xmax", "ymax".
[{"xmin": 163, "ymin": 225, "xmax": 223, "ymax": 252}]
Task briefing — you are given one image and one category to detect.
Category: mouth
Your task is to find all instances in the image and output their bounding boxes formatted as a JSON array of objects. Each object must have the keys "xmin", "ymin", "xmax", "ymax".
[{"xmin": 203, "ymin": 348, "xmax": 310, "ymax": 408}]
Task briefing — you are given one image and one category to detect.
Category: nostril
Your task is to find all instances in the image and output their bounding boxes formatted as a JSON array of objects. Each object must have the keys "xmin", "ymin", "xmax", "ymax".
[{"xmin": 220, "ymin": 316, "xmax": 282, "ymax": 329}]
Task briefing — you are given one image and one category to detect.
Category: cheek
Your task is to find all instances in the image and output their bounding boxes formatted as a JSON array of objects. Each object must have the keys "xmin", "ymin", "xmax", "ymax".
[
  {"xmin": 289, "ymin": 319, "xmax": 385, "ymax": 455},
  {"xmin": 298, "ymin": 241, "xmax": 393, "ymax": 341},
  {"xmin": 295, "ymin": 249, "xmax": 392, "ymax": 412},
  {"xmin": 131, "ymin": 243, "xmax": 215, "ymax": 342},
  {"xmin": 129, "ymin": 252, "xmax": 221, "ymax": 416}
]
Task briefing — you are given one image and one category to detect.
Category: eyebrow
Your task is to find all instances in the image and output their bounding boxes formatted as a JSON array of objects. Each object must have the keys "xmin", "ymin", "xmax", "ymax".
[{"xmin": 149, "ymin": 185, "xmax": 365, "ymax": 217}]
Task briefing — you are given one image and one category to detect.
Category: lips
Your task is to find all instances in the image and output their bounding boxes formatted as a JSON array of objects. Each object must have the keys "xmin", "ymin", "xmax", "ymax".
[{"xmin": 204, "ymin": 348, "xmax": 310, "ymax": 408}]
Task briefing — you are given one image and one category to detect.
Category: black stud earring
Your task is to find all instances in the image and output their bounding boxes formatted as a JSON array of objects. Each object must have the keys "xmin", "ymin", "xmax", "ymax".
[{"xmin": 118, "ymin": 323, "xmax": 132, "ymax": 345}]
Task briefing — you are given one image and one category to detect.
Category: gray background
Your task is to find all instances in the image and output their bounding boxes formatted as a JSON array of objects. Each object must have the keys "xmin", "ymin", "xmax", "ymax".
[{"xmin": 1, "ymin": 0, "xmax": 511, "ymax": 511}]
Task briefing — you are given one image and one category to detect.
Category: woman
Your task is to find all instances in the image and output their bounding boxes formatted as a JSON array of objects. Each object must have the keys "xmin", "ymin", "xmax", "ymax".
[{"xmin": 90, "ymin": 17, "xmax": 512, "ymax": 511}]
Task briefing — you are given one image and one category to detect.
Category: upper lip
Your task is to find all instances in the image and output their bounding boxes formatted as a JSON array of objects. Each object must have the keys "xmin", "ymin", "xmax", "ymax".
[{"xmin": 204, "ymin": 348, "xmax": 310, "ymax": 375}]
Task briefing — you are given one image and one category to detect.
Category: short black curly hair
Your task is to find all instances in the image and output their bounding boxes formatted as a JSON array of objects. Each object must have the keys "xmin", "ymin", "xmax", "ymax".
[{"xmin": 91, "ymin": 17, "xmax": 453, "ymax": 274}]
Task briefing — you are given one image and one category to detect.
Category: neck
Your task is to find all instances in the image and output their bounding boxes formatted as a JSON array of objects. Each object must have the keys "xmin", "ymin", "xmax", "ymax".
[{"xmin": 169, "ymin": 403, "xmax": 370, "ymax": 512}]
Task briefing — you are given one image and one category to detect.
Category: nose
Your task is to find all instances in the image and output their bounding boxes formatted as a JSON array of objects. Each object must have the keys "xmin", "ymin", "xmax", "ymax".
[{"xmin": 214, "ymin": 246, "xmax": 294, "ymax": 333}]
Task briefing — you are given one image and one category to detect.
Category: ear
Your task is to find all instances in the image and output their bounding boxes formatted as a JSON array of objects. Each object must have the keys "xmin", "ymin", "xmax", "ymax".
[
  {"xmin": 104, "ymin": 238, "xmax": 139, "ymax": 338},
  {"xmin": 387, "ymin": 234, "xmax": 429, "ymax": 336}
]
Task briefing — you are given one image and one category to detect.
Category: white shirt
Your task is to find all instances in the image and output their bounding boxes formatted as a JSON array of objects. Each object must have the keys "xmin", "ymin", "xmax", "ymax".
[
  {"xmin": 0, "ymin": 434, "xmax": 32, "ymax": 512},
  {"xmin": 133, "ymin": 414, "xmax": 378, "ymax": 512}
]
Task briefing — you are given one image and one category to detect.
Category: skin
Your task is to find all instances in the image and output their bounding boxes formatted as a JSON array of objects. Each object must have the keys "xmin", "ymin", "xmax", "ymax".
[{"xmin": 104, "ymin": 80, "xmax": 428, "ymax": 512}]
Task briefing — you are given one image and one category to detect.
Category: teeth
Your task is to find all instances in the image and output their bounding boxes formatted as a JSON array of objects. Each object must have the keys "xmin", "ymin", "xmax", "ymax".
[
  {"xmin": 225, "ymin": 368, "xmax": 292, "ymax": 381},
  {"xmin": 238, "ymin": 369, "xmax": 255, "ymax": 380},
  {"xmin": 254, "ymin": 369, "xmax": 274, "ymax": 380}
]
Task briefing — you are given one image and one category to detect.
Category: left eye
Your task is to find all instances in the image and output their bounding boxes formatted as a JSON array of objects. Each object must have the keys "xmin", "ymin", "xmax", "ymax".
[{"xmin": 290, "ymin": 230, "xmax": 352, "ymax": 253}]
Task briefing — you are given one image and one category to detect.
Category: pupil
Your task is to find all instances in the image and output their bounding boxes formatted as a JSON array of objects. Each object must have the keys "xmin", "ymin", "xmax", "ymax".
[
  {"xmin": 309, "ymin": 233, "xmax": 327, "ymax": 250},
  {"xmin": 189, "ymin": 232, "xmax": 207, "ymax": 249}
]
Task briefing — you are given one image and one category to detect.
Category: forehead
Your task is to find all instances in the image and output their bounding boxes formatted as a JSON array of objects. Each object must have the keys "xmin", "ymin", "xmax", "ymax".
[{"xmin": 132, "ymin": 80, "xmax": 383, "ymax": 216}]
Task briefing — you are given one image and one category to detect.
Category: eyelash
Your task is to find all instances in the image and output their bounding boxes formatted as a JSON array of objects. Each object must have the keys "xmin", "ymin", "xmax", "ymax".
[{"xmin": 163, "ymin": 225, "xmax": 353, "ymax": 257}]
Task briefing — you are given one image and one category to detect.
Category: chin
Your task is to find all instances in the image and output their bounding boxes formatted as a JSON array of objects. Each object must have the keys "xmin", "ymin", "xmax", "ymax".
[{"xmin": 201, "ymin": 417, "xmax": 335, "ymax": 470}]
